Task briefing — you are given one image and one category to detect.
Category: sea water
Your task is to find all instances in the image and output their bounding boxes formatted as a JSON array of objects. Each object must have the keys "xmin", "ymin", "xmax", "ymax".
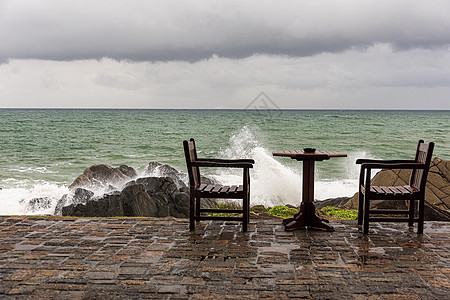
[{"xmin": 0, "ymin": 109, "xmax": 449, "ymax": 215}]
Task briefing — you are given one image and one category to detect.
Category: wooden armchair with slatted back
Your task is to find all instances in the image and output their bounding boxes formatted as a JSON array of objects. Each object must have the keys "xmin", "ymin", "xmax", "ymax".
[
  {"xmin": 356, "ymin": 140, "xmax": 434, "ymax": 234},
  {"xmin": 183, "ymin": 138, "xmax": 254, "ymax": 231}
]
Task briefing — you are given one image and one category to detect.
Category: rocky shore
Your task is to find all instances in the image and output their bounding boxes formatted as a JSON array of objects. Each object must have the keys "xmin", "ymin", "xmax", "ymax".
[
  {"xmin": 56, "ymin": 162, "xmax": 219, "ymax": 219},
  {"xmin": 21, "ymin": 158, "xmax": 450, "ymax": 221}
]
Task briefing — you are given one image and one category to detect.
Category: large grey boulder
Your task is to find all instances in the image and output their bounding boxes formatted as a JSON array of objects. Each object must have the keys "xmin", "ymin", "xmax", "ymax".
[
  {"xmin": 121, "ymin": 184, "xmax": 162, "ymax": 217},
  {"xmin": 143, "ymin": 161, "xmax": 221, "ymax": 188},
  {"xmin": 68, "ymin": 164, "xmax": 137, "ymax": 190},
  {"xmin": 144, "ymin": 162, "xmax": 187, "ymax": 188},
  {"xmin": 55, "ymin": 188, "xmax": 94, "ymax": 215},
  {"xmin": 63, "ymin": 193, "xmax": 123, "ymax": 217}
]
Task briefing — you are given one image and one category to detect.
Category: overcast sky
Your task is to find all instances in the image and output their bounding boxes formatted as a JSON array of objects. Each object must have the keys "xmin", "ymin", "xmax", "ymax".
[{"xmin": 1, "ymin": 0, "xmax": 450, "ymax": 109}]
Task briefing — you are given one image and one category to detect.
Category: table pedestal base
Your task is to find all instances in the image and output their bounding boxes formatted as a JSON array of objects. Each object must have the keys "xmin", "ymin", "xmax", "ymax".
[{"xmin": 283, "ymin": 202, "xmax": 334, "ymax": 232}]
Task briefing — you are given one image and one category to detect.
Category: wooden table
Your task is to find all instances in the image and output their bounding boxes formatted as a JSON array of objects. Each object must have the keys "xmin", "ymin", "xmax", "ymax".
[{"xmin": 272, "ymin": 150, "xmax": 347, "ymax": 232}]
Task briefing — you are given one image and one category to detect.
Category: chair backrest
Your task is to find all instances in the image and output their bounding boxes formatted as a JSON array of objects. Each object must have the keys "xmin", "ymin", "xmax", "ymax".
[
  {"xmin": 410, "ymin": 140, "xmax": 434, "ymax": 191},
  {"xmin": 183, "ymin": 138, "xmax": 201, "ymax": 188}
]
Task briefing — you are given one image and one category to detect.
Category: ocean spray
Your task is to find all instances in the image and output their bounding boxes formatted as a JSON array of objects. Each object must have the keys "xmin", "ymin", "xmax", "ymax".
[{"xmin": 0, "ymin": 123, "xmax": 376, "ymax": 214}]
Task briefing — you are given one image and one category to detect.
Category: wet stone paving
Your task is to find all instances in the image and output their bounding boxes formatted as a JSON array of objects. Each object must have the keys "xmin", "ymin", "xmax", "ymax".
[{"xmin": 0, "ymin": 216, "xmax": 449, "ymax": 299}]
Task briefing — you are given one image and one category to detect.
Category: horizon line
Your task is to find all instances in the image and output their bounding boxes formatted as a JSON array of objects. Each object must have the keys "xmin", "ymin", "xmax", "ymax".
[{"xmin": 0, "ymin": 108, "xmax": 449, "ymax": 112}]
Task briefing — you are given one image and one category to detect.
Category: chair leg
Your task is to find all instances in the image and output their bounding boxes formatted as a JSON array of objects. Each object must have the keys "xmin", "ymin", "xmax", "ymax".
[
  {"xmin": 189, "ymin": 195, "xmax": 195, "ymax": 231},
  {"xmin": 195, "ymin": 197, "xmax": 201, "ymax": 220},
  {"xmin": 358, "ymin": 190, "xmax": 364, "ymax": 226},
  {"xmin": 247, "ymin": 197, "xmax": 250, "ymax": 224},
  {"xmin": 363, "ymin": 197, "xmax": 370, "ymax": 234},
  {"xmin": 408, "ymin": 199, "xmax": 415, "ymax": 227},
  {"xmin": 247, "ymin": 189, "xmax": 251, "ymax": 224},
  {"xmin": 242, "ymin": 194, "xmax": 248, "ymax": 232},
  {"xmin": 418, "ymin": 198, "xmax": 425, "ymax": 234}
]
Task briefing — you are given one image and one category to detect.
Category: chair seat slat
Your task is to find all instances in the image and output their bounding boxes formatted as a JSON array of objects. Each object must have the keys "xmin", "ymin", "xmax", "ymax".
[
  {"xmin": 204, "ymin": 185, "xmax": 215, "ymax": 192},
  {"xmin": 372, "ymin": 186, "xmax": 384, "ymax": 194},
  {"xmin": 397, "ymin": 186, "xmax": 410, "ymax": 194},
  {"xmin": 212, "ymin": 185, "xmax": 222, "ymax": 193},
  {"xmin": 380, "ymin": 186, "xmax": 394, "ymax": 194},
  {"xmin": 389, "ymin": 187, "xmax": 399, "ymax": 194},
  {"xmin": 404, "ymin": 185, "xmax": 418, "ymax": 193},
  {"xmin": 229, "ymin": 185, "xmax": 238, "ymax": 193},
  {"xmin": 197, "ymin": 185, "xmax": 245, "ymax": 194}
]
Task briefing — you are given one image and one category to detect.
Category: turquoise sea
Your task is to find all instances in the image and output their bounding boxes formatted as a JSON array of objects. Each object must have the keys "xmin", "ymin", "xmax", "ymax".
[{"xmin": 0, "ymin": 109, "xmax": 449, "ymax": 215}]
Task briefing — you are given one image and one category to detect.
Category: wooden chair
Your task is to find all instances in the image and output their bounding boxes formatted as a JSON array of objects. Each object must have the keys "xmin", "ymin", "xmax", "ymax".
[
  {"xmin": 356, "ymin": 140, "xmax": 434, "ymax": 234},
  {"xmin": 183, "ymin": 138, "xmax": 254, "ymax": 231}
]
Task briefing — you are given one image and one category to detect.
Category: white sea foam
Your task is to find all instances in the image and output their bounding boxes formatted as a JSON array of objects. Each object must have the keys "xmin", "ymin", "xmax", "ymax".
[
  {"xmin": 313, "ymin": 150, "xmax": 376, "ymax": 201},
  {"xmin": 0, "ymin": 126, "xmax": 377, "ymax": 215},
  {"xmin": 214, "ymin": 126, "xmax": 371, "ymax": 207},
  {"xmin": 215, "ymin": 146, "xmax": 302, "ymax": 207},
  {"xmin": 0, "ymin": 182, "xmax": 69, "ymax": 215},
  {"xmin": 215, "ymin": 126, "xmax": 301, "ymax": 207},
  {"xmin": 9, "ymin": 166, "xmax": 58, "ymax": 174}
]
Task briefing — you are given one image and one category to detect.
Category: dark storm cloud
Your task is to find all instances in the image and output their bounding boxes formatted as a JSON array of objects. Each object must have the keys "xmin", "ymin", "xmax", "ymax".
[{"xmin": 1, "ymin": 0, "xmax": 450, "ymax": 63}]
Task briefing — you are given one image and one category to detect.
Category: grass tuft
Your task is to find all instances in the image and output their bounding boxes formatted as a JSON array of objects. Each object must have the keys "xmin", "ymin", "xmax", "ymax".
[
  {"xmin": 320, "ymin": 206, "xmax": 358, "ymax": 220},
  {"xmin": 267, "ymin": 206, "xmax": 298, "ymax": 218},
  {"xmin": 210, "ymin": 202, "xmax": 242, "ymax": 217}
]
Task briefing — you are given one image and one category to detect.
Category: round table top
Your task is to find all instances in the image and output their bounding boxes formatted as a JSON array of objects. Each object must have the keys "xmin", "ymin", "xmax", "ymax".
[{"xmin": 272, "ymin": 150, "xmax": 347, "ymax": 161}]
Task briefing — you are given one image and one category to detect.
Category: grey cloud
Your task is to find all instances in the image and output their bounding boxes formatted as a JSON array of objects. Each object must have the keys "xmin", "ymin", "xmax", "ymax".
[
  {"xmin": 1, "ymin": 52, "xmax": 450, "ymax": 109},
  {"xmin": 1, "ymin": 0, "xmax": 450, "ymax": 63}
]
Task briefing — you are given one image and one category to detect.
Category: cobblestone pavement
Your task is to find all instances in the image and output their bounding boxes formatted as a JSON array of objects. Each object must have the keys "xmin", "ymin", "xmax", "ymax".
[{"xmin": 0, "ymin": 216, "xmax": 449, "ymax": 299}]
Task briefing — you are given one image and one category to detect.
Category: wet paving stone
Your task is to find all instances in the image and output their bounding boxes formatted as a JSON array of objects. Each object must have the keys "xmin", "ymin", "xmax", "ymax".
[{"xmin": 0, "ymin": 216, "xmax": 449, "ymax": 299}]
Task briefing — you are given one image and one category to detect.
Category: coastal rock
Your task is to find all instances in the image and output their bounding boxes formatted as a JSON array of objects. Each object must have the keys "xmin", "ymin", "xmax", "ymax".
[
  {"xmin": 132, "ymin": 177, "xmax": 178, "ymax": 195},
  {"xmin": 55, "ymin": 188, "xmax": 94, "ymax": 215},
  {"xmin": 68, "ymin": 164, "xmax": 137, "ymax": 190},
  {"xmin": 62, "ymin": 193, "xmax": 123, "ymax": 217},
  {"xmin": 143, "ymin": 161, "xmax": 220, "ymax": 188},
  {"xmin": 346, "ymin": 157, "xmax": 450, "ymax": 221},
  {"xmin": 314, "ymin": 197, "xmax": 351, "ymax": 210},
  {"xmin": 121, "ymin": 184, "xmax": 162, "ymax": 217},
  {"xmin": 62, "ymin": 176, "xmax": 219, "ymax": 218},
  {"xmin": 24, "ymin": 197, "xmax": 53, "ymax": 212},
  {"xmin": 144, "ymin": 162, "xmax": 187, "ymax": 188},
  {"xmin": 61, "ymin": 161, "xmax": 225, "ymax": 218}
]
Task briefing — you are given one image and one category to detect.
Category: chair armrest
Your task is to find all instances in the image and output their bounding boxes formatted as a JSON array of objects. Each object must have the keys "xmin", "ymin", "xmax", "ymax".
[
  {"xmin": 356, "ymin": 159, "xmax": 416, "ymax": 164},
  {"xmin": 192, "ymin": 161, "xmax": 254, "ymax": 168},
  {"xmin": 197, "ymin": 158, "xmax": 255, "ymax": 164},
  {"xmin": 360, "ymin": 162, "xmax": 426, "ymax": 170}
]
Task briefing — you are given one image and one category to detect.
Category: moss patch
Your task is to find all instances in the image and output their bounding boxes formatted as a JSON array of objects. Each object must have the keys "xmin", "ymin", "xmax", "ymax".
[
  {"xmin": 319, "ymin": 206, "xmax": 358, "ymax": 220},
  {"xmin": 209, "ymin": 202, "xmax": 242, "ymax": 217},
  {"xmin": 267, "ymin": 206, "xmax": 298, "ymax": 219}
]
